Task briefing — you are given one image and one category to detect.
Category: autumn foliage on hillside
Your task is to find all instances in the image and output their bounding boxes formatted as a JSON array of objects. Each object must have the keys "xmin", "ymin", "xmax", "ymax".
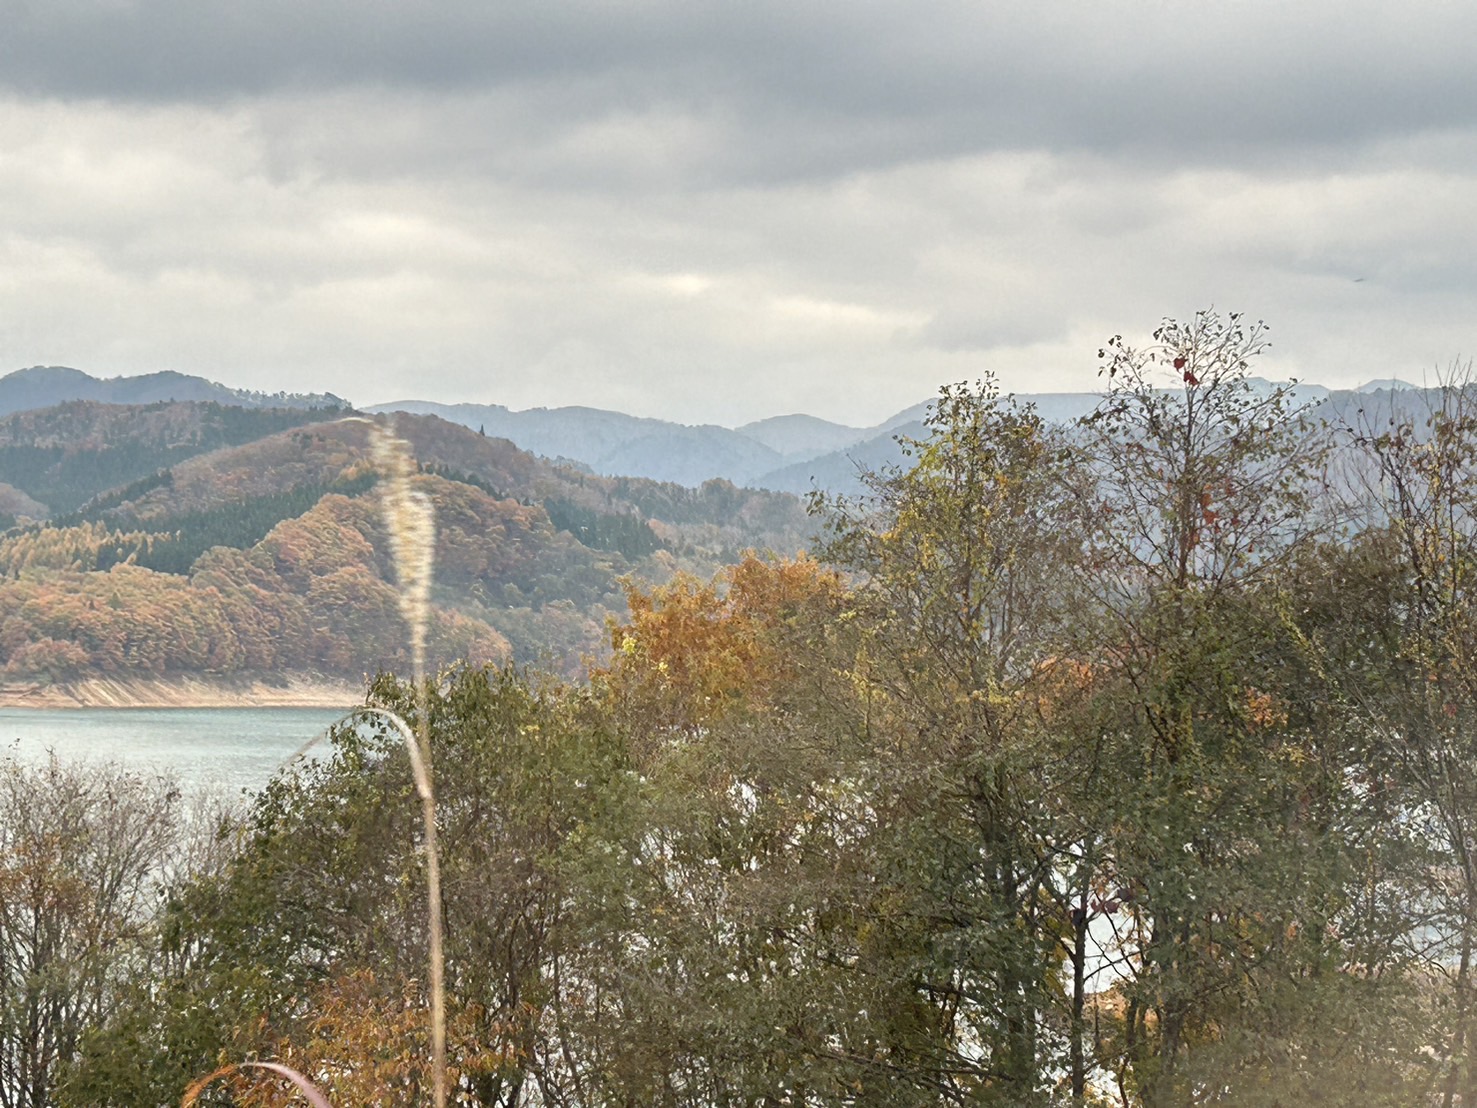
[
  {"xmin": 0, "ymin": 490, "xmax": 509, "ymax": 681},
  {"xmin": 0, "ymin": 412, "xmax": 814, "ymax": 684}
]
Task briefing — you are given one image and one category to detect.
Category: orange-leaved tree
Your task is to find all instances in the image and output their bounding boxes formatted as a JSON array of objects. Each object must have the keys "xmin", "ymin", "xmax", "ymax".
[
  {"xmin": 596, "ymin": 553, "xmax": 845, "ymax": 737},
  {"xmin": 197, "ymin": 972, "xmax": 512, "ymax": 1108}
]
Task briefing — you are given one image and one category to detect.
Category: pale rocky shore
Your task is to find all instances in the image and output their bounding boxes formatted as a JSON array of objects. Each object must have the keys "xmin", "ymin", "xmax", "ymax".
[{"xmin": 0, "ymin": 675, "xmax": 364, "ymax": 709}]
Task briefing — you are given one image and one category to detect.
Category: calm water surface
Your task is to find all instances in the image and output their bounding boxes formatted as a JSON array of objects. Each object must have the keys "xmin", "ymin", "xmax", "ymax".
[{"xmin": 0, "ymin": 707, "xmax": 351, "ymax": 796}]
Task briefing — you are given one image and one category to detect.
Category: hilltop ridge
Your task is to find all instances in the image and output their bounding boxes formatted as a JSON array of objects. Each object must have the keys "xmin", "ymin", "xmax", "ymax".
[
  {"xmin": 0, "ymin": 365, "xmax": 350, "ymax": 417},
  {"xmin": 0, "ymin": 363, "xmax": 1447, "ymax": 498}
]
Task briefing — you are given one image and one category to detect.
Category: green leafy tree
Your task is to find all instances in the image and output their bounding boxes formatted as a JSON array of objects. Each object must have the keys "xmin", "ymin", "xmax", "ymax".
[
  {"xmin": 809, "ymin": 379, "xmax": 1088, "ymax": 1104},
  {"xmin": 66, "ymin": 667, "xmax": 635, "ymax": 1107},
  {"xmin": 1072, "ymin": 311, "xmax": 1422, "ymax": 1104}
]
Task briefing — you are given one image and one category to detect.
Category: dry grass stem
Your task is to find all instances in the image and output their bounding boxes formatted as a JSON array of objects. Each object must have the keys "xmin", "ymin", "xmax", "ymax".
[
  {"xmin": 183, "ymin": 417, "xmax": 447, "ymax": 1106},
  {"xmin": 356, "ymin": 706, "xmax": 446, "ymax": 1107},
  {"xmin": 368, "ymin": 420, "xmax": 447, "ymax": 1108},
  {"xmin": 182, "ymin": 1061, "xmax": 334, "ymax": 1107}
]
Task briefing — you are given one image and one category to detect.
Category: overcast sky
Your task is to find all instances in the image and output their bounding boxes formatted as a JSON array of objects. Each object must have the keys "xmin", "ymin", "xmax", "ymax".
[{"xmin": 1, "ymin": 1, "xmax": 1473, "ymax": 427}]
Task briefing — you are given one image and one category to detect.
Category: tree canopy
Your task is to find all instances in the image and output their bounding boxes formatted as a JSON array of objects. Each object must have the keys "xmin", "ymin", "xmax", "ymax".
[{"xmin": 12, "ymin": 313, "xmax": 1477, "ymax": 1105}]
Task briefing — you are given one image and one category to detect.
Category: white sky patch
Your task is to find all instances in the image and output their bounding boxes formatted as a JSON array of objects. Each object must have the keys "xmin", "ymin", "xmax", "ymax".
[
  {"xmin": 653, "ymin": 273, "xmax": 714, "ymax": 298},
  {"xmin": 767, "ymin": 294, "xmax": 928, "ymax": 334}
]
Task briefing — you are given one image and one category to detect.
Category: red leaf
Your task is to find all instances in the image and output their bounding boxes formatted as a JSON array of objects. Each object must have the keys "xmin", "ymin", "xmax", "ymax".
[
  {"xmin": 1173, "ymin": 356, "xmax": 1186, "ymax": 369},
  {"xmin": 1183, "ymin": 371, "xmax": 1199, "ymax": 386}
]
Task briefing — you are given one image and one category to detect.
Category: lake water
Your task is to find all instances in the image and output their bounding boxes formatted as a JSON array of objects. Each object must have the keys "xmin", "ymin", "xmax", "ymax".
[{"xmin": 0, "ymin": 707, "xmax": 353, "ymax": 797}]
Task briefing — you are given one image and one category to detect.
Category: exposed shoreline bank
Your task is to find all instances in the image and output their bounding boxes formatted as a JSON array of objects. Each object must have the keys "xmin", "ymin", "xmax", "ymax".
[{"xmin": 0, "ymin": 675, "xmax": 365, "ymax": 710}]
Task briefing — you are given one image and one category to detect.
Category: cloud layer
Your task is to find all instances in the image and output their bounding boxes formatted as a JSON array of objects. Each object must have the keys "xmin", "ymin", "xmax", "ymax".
[{"xmin": 2, "ymin": 1, "xmax": 1473, "ymax": 424}]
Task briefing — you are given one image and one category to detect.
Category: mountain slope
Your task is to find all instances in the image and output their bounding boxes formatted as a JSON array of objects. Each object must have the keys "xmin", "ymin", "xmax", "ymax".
[
  {"xmin": 0, "ymin": 401, "xmax": 351, "ymax": 517},
  {"xmin": 0, "ymin": 409, "xmax": 815, "ymax": 683},
  {"xmin": 754, "ymin": 421, "xmax": 927, "ymax": 495}
]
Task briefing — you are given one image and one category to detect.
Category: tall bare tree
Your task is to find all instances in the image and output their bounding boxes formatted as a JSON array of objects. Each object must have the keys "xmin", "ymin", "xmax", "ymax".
[{"xmin": 0, "ymin": 756, "xmax": 182, "ymax": 1108}]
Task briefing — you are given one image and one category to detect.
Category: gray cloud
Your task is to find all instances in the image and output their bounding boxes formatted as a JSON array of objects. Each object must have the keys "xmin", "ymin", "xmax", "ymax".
[
  {"xmin": 1, "ymin": 2, "xmax": 1474, "ymax": 426},
  {"xmin": 7, "ymin": 1, "xmax": 1477, "ymax": 180}
]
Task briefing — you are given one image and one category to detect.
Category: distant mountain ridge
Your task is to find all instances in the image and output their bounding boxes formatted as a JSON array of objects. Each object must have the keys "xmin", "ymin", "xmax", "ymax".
[
  {"xmin": 369, "ymin": 400, "xmax": 791, "ymax": 488},
  {"xmin": 0, "ymin": 365, "xmax": 1438, "ymax": 497},
  {"xmin": 364, "ymin": 389, "xmax": 1152, "ymax": 493},
  {"xmin": 367, "ymin": 398, "xmax": 892, "ymax": 490},
  {"xmin": 370, "ymin": 377, "xmax": 1457, "ymax": 496},
  {"xmin": 0, "ymin": 366, "xmax": 350, "ymax": 417}
]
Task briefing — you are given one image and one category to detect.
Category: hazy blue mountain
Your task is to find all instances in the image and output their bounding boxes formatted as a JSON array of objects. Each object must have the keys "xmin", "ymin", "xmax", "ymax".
[
  {"xmin": 369, "ymin": 400, "xmax": 788, "ymax": 487},
  {"xmin": 0, "ymin": 366, "xmax": 351, "ymax": 417},
  {"xmin": 754, "ymin": 421, "xmax": 927, "ymax": 496},
  {"xmin": 1356, "ymin": 378, "xmax": 1418, "ymax": 393},
  {"xmin": 751, "ymin": 393, "xmax": 1100, "ymax": 494},
  {"xmin": 1019, "ymin": 392, "xmax": 1106, "ymax": 423},
  {"xmin": 874, "ymin": 400, "xmax": 933, "ymax": 434},
  {"xmin": 1311, "ymin": 382, "xmax": 1456, "ymax": 439},
  {"xmin": 735, "ymin": 414, "xmax": 867, "ymax": 461},
  {"xmin": 373, "ymin": 377, "xmax": 1446, "ymax": 495}
]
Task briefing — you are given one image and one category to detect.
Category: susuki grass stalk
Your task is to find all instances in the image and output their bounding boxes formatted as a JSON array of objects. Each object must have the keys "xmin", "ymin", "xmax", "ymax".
[
  {"xmin": 368, "ymin": 420, "xmax": 447, "ymax": 1108},
  {"xmin": 186, "ymin": 417, "xmax": 446, "ymax": 1107}
]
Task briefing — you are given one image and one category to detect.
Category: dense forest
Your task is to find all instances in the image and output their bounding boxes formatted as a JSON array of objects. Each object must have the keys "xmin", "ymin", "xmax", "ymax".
[
  {"xmin": 0, "ymin": 400, "xmax": 350, "ymax": 519},
  {"xmin": 12, "ymin": 312, "xmax": 1477, "ymax": 1105},
  {"xmin": 0, "ymin": 410, "xmax": 811, "ymax": 680}
]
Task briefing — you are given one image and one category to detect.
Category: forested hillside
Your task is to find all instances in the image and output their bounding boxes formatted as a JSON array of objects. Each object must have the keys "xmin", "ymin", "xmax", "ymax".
[
  {"xmin": 0, "ymin": 409, "xmax": 812, "ymax": 686},
  {"xmin": 0, "ymin": 400, "xmax": 351, "ymax": 521}
]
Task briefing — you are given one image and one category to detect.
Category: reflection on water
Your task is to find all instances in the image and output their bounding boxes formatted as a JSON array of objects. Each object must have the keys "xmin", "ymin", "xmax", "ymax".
[{"xmin": 0, "ymin": 707, "xmax": 351, "ymax": 797}]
